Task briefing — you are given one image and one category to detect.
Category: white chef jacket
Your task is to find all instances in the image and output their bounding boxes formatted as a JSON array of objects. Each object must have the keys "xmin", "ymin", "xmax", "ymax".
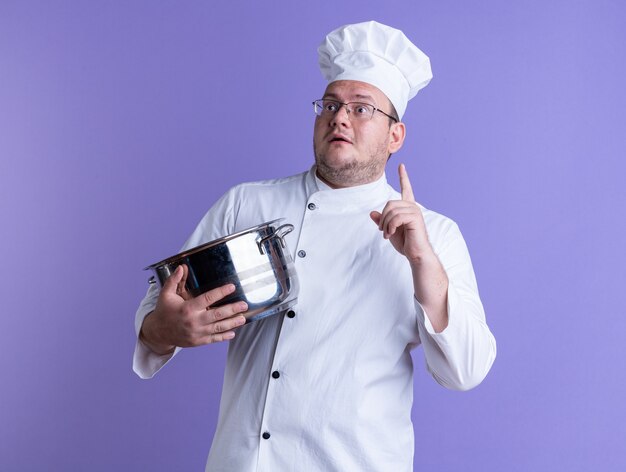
[{"xmin": 133, "ymin": 167, "xmax": 496, "ymax": 472}]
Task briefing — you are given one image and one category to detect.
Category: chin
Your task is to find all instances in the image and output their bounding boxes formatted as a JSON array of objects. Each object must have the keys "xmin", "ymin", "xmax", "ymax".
[
  {"xmin": 317, "ymin": 159, "xmax": 365, "ymax": 186},
  {"xmin": 316, "ymin": 147, "xmax": 357, "ymax": 165},
  {"xmin": 316, "ymin": 155, "xmax": 356, "ymax": 173}
]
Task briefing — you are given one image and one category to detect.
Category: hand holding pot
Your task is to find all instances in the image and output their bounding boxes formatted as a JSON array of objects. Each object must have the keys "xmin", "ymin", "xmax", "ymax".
[{"xmin": 140, "ymin": 265, "xmax": 248, "ymax": 354}]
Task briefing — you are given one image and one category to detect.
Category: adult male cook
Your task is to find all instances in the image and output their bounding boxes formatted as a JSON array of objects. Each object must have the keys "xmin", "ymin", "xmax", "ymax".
[{"xmin": 134, "ymin": 21, "xmax": 496, "ymax": 471}]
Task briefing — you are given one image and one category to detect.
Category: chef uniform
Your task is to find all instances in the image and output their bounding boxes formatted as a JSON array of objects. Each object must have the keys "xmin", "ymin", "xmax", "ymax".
[{"xmin": 133, "ymin": 21, "xmax": 496, "ymax": 472}]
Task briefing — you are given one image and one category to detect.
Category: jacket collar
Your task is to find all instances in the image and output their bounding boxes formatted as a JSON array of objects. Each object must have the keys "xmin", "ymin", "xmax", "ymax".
[{"xmin": 304, "ymin": 165, "xmax": 391, "ymax": 211}]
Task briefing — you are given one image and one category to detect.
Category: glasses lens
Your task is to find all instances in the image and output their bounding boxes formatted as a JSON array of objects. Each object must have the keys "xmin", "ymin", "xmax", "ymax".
[
  {"xmin": 322, "ymin": 100, "xmax": 339, "ymax": 114},
  {"xmin": 313, "ymin": 100, "xmax": 377, "ymax": 120},
  {"xmin": 314, "ymin": 99, "xmax": 340, "ymax": 116},
  {"xmin": 350, "ymin": 103, "xmax": 375, "ymax": 120}
]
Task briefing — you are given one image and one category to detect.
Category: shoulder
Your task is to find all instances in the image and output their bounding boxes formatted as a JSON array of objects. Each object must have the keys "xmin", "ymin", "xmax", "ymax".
[
  {"xmin": 419, "ymin": 204, "xmax": 465, "ymax": 255},
  {"xmin": 187, "ymin": 172, "xmax": 308, "ymax": 247},
  {"xmin": 420, "ymin": 204, "xmax": 459, "ymax": 235},
  {"xmin": 218, "ymin": 171, "xmax": 311, "ymax": 232},
  {"xmin": 227, "ymin": 171, "xmax": 309, "ymax": 197},
  {"xmin": 209, "ymin": 171, "xmax": 309, "ymax": 214}
]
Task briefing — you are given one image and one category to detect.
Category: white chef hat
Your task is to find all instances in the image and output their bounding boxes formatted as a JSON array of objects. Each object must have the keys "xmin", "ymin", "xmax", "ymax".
[{"xmin": 318, "ymin": 21, "xmax": 432, "ymax": 120}]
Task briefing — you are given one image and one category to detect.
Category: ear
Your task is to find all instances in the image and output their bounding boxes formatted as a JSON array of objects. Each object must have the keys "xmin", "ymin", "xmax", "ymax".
[{"xmin": 388, "ymin": 122, "xmax": 406, "ymax": 154}]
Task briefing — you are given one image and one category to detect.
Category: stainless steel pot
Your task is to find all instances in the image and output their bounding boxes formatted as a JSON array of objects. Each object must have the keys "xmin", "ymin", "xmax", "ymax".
[{"xmin": 145, "ymin": 219, "xmax": 299, "ymax": 323}]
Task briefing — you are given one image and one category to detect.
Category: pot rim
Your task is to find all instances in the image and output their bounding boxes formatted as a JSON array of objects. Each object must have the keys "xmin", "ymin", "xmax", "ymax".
[{"xmin": 144, "ymin": 218, "xmax": 284, "ymax": 270}]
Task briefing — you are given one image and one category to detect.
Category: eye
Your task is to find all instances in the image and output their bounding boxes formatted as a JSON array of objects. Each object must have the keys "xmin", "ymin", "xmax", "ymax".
[
  {"xmin": 354, "ymin": 103, "xmax": 372, "ymax": 115},
  {"xmin": 324, "ymin": 101, "xmax": 339, "ymax": 112}
]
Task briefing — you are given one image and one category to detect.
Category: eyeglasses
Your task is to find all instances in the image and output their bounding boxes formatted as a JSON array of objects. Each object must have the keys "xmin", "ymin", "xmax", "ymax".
[{"xmin": 312, "ymin": 99, "xmax": 398, "ymax": 123}]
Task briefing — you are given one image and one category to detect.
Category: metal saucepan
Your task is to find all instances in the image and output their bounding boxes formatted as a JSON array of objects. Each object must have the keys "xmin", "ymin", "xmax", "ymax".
[{"xmin": 145, "ymin": 219, "xmax": 299, "ymax": 323}]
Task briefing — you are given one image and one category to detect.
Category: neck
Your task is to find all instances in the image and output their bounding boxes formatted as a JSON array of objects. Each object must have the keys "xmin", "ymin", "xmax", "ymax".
[{"xmin": 314, "ymin": 164, "xmax": 386, "ymax": 189}]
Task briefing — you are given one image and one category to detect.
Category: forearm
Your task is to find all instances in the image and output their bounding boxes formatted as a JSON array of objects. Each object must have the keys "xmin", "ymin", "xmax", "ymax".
[
  {"xmin": 414, "ymin": 222, "xmax": 496, "ymax": 390},
  {"xmin": 416, "ymin": 284, "xmax": 496, "ymax": 390},
  {"xmin": 410, "ymin": 250, "xmax": 449, "ymax": 333},
  {"xmin": 133, "ymin": 285, "xmax": 178, "ymax": 379}
]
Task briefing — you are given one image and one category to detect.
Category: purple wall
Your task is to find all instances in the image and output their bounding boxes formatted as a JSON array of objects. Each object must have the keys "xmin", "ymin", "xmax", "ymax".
[{"xmin": 1, "ymin": 1, "xmax": 625, "ymax": 470}]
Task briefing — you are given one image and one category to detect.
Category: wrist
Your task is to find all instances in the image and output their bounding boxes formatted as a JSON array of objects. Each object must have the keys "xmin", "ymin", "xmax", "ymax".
[
  {"xmin": 407, "ymin": 246, "xmax": 438, "ymax": 269},
  {"xmin": 140, "ymin": 313, "xmax": 176, "ymax": 356}
]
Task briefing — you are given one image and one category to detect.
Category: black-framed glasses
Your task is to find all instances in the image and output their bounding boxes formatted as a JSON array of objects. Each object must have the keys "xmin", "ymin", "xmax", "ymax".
[{"xmin": 312, "ymin": 99, "xmax": 398, "ymax": 122}]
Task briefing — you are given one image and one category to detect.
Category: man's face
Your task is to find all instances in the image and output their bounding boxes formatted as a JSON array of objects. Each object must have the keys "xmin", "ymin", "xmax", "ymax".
[{"xmin": 313, "ymin": 80, "xmax": 405, "ymax": 188}]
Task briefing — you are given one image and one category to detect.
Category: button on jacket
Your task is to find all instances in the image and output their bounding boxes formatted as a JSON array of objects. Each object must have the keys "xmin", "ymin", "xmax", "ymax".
[{"xmin": 133, "ymin": 167, "xmax": 497, "ymax": 472}]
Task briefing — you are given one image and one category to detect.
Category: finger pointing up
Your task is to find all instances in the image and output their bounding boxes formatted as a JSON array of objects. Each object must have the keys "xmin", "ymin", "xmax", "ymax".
[{"xmin": 399, "ymin": 163, "xmax": 415, "ymax": 202}]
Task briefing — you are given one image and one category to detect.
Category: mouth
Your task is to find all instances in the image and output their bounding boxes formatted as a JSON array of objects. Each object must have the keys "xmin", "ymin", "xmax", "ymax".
[{"xmin": 328, "ymin": 135, "xmax": 353, "ymax": 144}]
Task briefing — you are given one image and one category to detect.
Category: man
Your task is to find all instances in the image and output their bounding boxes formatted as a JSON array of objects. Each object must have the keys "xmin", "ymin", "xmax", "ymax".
[{"xmin": 134, "ymin": 21, "xmax": 496, "ymax": 471}]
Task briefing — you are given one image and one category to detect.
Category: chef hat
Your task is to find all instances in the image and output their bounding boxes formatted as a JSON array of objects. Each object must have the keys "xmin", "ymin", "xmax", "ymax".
[{"xmin": 318, "ymin": 21, "xmax": 432, "ymax": 120}]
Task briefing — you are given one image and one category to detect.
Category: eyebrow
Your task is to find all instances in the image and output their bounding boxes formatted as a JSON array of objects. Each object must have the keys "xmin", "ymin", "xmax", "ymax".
[{"xmin": 322, "ymin": 92, "xmax": 376, "ymax": 103}]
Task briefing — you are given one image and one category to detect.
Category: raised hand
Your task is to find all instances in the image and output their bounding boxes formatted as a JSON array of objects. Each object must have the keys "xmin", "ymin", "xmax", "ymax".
[
  {"xmin": 370, "ymin": 163, "xmax": 449, "ymax": 331},
  {"xmin": 369, "ymin": 163, "xmax": 432, "ymax": 263}
]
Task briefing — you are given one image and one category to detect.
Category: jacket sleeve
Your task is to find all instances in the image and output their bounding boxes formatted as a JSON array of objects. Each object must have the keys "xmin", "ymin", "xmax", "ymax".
[
  {"xmin": 132, "ymin": 186, "xmax": 241, "ymax": 379},
  {"xmin": 415, "ymin": 221, "xmax": 497, "ymax": 391}
]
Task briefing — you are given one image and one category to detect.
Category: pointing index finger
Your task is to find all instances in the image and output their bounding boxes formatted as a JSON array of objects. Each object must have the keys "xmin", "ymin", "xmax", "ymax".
[{"xmin": 399, "ymin": 163, "xmax": 415, "ymax": 202}]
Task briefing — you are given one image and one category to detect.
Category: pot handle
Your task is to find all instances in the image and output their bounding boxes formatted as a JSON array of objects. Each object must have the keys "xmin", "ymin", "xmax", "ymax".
[{"xmin": 257, "ymin": 223, "xmax": 294, "ymax": 255}]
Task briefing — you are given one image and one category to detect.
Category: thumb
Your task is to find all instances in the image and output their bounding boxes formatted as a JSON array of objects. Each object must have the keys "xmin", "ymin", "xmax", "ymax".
[
  {"xmin": 370, "ymin": 211, "xmax": 381, "ymax": 226},
  {"xmin": 162, "ymin": 265, "xmax": 184, "ymax": 294}
]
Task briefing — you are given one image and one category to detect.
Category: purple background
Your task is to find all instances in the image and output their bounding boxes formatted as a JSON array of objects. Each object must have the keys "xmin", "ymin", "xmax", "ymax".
[{"xmin": 1, "ymin": 1, "xmax": 625, "ymax": 470}]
